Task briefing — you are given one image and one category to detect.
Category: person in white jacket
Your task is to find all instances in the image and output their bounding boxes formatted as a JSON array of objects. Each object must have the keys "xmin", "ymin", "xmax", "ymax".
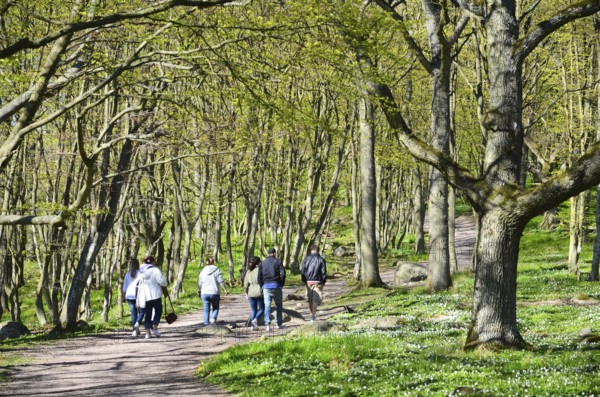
[
  {"xmin": 137, "ymin": 255, "xmax": 168, "ymax": 339},
  {"xmin": 198, "ymin": 257, "xmax": 228, "ymax": 325}
]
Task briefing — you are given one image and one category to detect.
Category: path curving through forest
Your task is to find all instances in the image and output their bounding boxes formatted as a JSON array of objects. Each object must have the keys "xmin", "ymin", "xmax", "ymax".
[{"xmin": 0, "ymin": 216, "xmax": 475, "ymax": 397}]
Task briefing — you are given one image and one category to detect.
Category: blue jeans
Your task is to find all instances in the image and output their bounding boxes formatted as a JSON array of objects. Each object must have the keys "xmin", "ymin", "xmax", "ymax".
[
  {"xmin": 143, "ymin": 298, "xmax": 162, "ymax": 330},
  {"xmin": 248, "ymin": 297, "xmax": 265, "ymax": 324},
  {"xmin": 201, "ymin": 294, "xmax": 220, "ymax": 325},
  {"xmin": 126, "ymin": 299, "xmax": 140, "ymax": 328},
  {"xmin": 263, "ymin": 288, "xmax": 283, "ymax": 326}
]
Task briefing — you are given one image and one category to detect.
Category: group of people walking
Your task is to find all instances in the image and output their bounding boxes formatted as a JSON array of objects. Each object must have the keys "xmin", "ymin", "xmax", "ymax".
[{"xmin": 122, "ymin": 245, "xmax": 327, "ymax": 337}]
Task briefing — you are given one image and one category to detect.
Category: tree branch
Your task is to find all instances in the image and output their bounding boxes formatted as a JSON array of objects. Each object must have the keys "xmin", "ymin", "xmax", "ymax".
[
  {"xmin": 521, "ymin": 142, "xmax": 600, "ymax": 218},
  {"xmin": 371, "ymin": 0, "xmax": 434, "ymax": 74},
  {"xmin": 517, "ymin": 0, "xmax": 600, "ymax": 64},
  {"xmin": 0, "ymin": 0, "xmax": 237, "ymax": 59}
]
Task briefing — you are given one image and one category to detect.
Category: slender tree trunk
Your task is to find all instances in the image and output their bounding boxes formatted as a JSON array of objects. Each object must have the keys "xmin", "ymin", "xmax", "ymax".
[
  {"xmin": 412, "ymin": 167, "xmax": 426, "ymax": 254},
  {"xmin": 307, "ymin": 132, "xmax": 348, "ymax": 248},
  {"xmin": 281, "ymin": 145, "xmax": 298, "ymax": 270},
  {"xmin": 591, "ymin": 186, "xmax": 600, "ymax": 280},
  {"xmin": 225, "ymin": 164, "xmax": 236, "ymax": 280},
  {"xmin": 423, "ymin": 0, "xmax": 452, "ymax": 291},
  {"xmin": 60, "ymin": 139, "xmax": 134, "ymax": 329},
  {"xmin": 358, "ymin": 94, "xmax": 384, "ymax": 287},
  {"xmin": 568, "ymin": 193, "xmax": 584, "ymax": 273},
  {"xmin": 591, "ymin": 36, "xmax": 600, "ymax": 281},
  {"xmin": 351, "ymin": 124, "xmax": 361, "ymax": 280}
]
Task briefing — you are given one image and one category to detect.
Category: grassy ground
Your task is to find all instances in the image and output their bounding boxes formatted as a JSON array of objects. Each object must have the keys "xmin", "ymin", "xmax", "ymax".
[{"xmin": 195, "ymin": 222, "xmax": 600, "ymax": 397}]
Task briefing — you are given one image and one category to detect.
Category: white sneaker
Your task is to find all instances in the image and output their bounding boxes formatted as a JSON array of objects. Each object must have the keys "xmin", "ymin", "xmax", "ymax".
[
  {"xmin": 210, "ymin": 318, "xmax": 215, "ymax": 324},
  {"xmin": 151, "ymin": 328, "xmax": 161, "ymax": 337},
  {"xmin": 131, "ymin": 329, "xmax": 137, "ymax": 337},
  {"xmin": 251, "ymin": 319, "xmax": 258, "ymax": 328},
  {"xmin": 145, "ymin": 332, "xmax": 151, "ymax": 339},
  {"xmin": 265, "ymin": 324, "xmax": 271, "ymax": 332},
  {"xmin": 134, "ymin": 322, "xmax": 140, "ymax": 334}
]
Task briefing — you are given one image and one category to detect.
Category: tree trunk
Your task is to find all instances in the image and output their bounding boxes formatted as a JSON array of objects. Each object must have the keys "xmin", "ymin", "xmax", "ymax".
[
  {"xmin": 358, "ymin": 94, "xmax": 384, "ymax": 288},
  {"xmin": 428, "ymin": 165, "xmax": 451, "ymax": 290},
  {"xmin": 59, "ymin": 139, "xmax": 134, "ymax": 329},
  {"xmin": 351, "ymin": 122, "xmax": 361, "ymax": 280},
  {"xmin": 412, "ymin": 167, "xmax": 426, "ymax": 255},
  {"xmin": 465, "ymin": 210, "xmax": 529, "ymax": 350},
  {"xmin": 307, "ymin": 132, "xmax": 348, "ymax": 248},
  {"xmin": 591, "ymin": 36, "xmax": 600, "ymax": 282},
  {"xmin": 567, "ymin": 192, "xmax": 585, "ymax": 274},
  {"xmin": 591, "ymin": 186, "xmax": 600, "ymax": 281},
  {"xmin": 281, "ymin": 145, "xmax": 298, "ymax": 271},
  {"xmin": 423, "ymin": 0, "xmax": 452, "ymax": 291}
]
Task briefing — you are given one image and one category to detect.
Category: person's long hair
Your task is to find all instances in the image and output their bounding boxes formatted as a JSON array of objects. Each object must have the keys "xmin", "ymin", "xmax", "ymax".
[{"xmin": 129, "ymin": 258, "xmax": 140, "ymax": 278}]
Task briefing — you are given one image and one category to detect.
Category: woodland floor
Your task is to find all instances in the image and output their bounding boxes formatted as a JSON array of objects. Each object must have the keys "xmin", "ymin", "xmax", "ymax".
[{"xmin": 0, "ymin": 216, "xmax": 475, "ymax": 397}]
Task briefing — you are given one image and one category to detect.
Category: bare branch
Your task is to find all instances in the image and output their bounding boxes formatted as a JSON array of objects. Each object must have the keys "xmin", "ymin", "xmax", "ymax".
[
  {"xmin": 371, "ymin": 0, "xmax": 434, "ymax": 74},
  {"xmin": 517, "ymin": 0, "xmax": 600, "ymax": 64}
]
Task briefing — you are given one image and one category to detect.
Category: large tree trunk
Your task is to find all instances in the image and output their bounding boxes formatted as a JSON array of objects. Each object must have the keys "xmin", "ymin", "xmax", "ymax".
[
  {"xmin": 466, "ymin": 2, "xmax": 524, "ymax": 349},
  {"xmin": 465, "ymin": 209, "xmax": 529, "ymax": 350},
  {"xmin": 367, "ymin": 0, "xmax": 600, "ymax": 350}
]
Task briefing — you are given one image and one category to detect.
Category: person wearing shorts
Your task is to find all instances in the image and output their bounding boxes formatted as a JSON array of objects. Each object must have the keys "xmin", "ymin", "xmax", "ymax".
[{"xmin": 300, "ymin": 244, "xmax": 327, "ymax": 322}]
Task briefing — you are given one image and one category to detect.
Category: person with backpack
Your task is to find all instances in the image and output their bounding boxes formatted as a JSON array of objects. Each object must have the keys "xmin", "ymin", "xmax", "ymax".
[
  {"xmin": 198, "ymin": 257, "xmax": 228, "ymax": 326},
  {"xmin": 243, "ymin": 256, "xmax": 264, "ymax": 331}
]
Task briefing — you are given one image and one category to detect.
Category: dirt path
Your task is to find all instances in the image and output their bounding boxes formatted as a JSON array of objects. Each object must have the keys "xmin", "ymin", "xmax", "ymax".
[{"xmin": 1, "ymin": 217, "xmax": 475, "ymax": 397}]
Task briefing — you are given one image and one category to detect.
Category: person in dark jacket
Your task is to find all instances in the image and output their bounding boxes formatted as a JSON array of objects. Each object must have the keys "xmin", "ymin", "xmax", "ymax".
[
  {"xmin": 300, "ymin": 244, "xmax": 327, "ymax": 322},
  {"xmin": 258, "ymin": 248, "xmax": 286, "ymax": 331}
]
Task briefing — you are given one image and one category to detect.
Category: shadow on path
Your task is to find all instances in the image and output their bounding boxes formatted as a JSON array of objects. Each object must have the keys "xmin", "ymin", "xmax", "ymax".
[{"xmin": 0, "ymin": 216, "xmax": 475, "ymax": 396}]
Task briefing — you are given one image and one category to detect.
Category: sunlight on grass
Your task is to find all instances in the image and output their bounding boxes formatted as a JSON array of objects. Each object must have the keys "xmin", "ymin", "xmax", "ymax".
[{"xmin": 196, "ymin": 225, "xmax": 600, "ymax": 396}]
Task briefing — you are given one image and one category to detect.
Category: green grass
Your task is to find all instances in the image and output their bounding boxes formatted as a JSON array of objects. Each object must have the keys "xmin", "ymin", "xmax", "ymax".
[
  {"xmin": 195, "ymin": 221, "xmax": 600, "ymax": 397},
  {"xmin": 196, "ymin": 272, "xmax": 600, "ymax": 396},
  {"xmin": 4, "ymin": 205, "xmax": 600, "ymax": 395}
]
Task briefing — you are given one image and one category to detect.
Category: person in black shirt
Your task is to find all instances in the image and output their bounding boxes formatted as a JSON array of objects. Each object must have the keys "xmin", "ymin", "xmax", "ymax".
[{"xmin": 300, "ymin": 245, "xmax": 327, "ymax": 322}]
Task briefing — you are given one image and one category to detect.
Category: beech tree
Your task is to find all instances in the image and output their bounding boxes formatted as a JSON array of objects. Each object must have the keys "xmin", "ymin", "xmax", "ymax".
[
  {"xmin": 0, "ymin": 0, "xmax": 238, "ymax": 227},
  {"xmin": 347, "ymin": 0, "xmax": 600, "ymax": 349}
]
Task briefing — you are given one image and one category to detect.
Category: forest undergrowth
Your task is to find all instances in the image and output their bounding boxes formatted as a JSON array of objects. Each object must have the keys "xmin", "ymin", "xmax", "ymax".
[{"xmin": 196, "ymin": 225, "xmax": 600, "ymax": 397}]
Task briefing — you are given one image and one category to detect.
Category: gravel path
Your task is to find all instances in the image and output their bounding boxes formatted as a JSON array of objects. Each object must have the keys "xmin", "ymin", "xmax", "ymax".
[{"xmin": 1, "ymin": 216, "xmax": 475, "ymax": 396}]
